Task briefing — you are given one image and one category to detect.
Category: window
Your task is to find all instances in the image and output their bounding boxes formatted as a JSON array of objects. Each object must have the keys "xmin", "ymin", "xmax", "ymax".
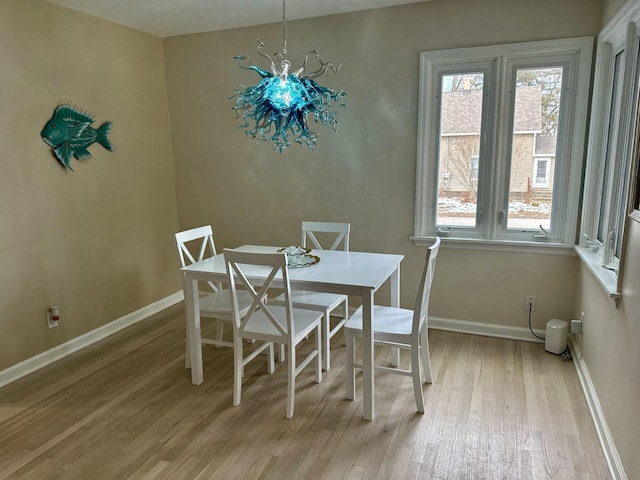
[
  {"xmin": 533, "ymin": 158, "xmax": 550, "ymax": 187},
  {"xmin": 633, "ymin": 115, "xmax": 640, "ymax": 222},
  {"xmin": 470, "ymin": 155, "xmax": 479, "ymax": 180},
  {"xmin": 413, "ymin": 38, "xmax": 593, "ymax": 247},
  {"xmin": 579, "ymin": 4, "xmax": 640, "ymax": 296}
]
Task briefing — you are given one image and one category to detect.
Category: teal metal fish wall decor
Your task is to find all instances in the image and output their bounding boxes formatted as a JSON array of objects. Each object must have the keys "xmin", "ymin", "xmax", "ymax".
[{"xmin": 41, "ymin": 105, "xmax": 114, "ymax": 171}]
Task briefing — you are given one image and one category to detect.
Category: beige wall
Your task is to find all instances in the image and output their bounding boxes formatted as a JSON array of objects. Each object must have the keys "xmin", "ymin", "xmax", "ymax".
[
  {"xmin": 574, "ymin": 222, "xmax": 640, "ymax": 479},
  {"xmin": 570, "ymin": 2, "xmax": 640, "ymax": 479},
  {"xmin": 164, "ymin": 0, "xmax": 599, "ymax": 327},
  {"xmin": 11, "ymin": 0, "xmax": 640, "ymax": 475},
  {"xmin": 602, "ymin": 0, "xmax": 630, "ymax": 24},
  {"xmin": 0, "ymin": 1, "xmax": 180, "ymax": 370}
]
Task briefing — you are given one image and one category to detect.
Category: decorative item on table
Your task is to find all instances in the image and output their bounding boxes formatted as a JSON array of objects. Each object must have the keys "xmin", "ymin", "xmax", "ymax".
[
  {"xmin": 41, "ymin": 104, "xmax": 115, "ymax": 171},
  {"xmin": 278, "ymin": 246, "xmax": 320, "ymax": 268},
  {"xmin": 229, "ymin": 0, "xmax": 346, "ymax": 153},
  {"xmin": 278, "ymin": 246, "xmax": 311, "ymax": 255}
]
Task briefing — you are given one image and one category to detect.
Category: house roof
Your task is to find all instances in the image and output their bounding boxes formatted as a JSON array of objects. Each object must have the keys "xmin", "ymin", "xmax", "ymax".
[{"xmin": 441, "ymin": 86, "xmax": 542, "ymax": 135}]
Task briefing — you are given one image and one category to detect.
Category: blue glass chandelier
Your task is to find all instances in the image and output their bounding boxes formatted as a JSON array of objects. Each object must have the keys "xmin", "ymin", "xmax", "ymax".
[{"xmin": 230, "ymin": 0, "xmax": 346, "ymax": 152}]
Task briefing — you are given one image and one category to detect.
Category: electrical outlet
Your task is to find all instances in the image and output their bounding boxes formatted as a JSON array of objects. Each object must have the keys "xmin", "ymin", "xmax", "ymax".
[
  {"xmin": 47, "ymin": 306, "xmax": 60, "ymax": 328},
  {"xmin": 524, "ymin": 295, "xmax": 536, "ymax": 312},
  {"xmin": 47, "ymin": 312, "xmax": 58, "ymax": 328}
]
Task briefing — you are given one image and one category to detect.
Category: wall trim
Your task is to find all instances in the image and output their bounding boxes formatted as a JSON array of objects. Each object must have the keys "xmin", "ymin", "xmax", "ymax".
[
  {"xmin": 429, "ymin": 316, "xmax": 545, "ymax": 343},
  {"xmin": 569, "ymin": 336, "xmax": 628, "ymax": 480},
  {"xmin": 0, "ymin": 291, "xmax": 184, "ymax": 389}
]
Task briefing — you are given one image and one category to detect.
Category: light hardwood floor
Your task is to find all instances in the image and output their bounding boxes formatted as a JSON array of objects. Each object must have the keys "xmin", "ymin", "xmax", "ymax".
[{"xmin": 0, "ymin": 305, "xmax": 610, "ymax": 479}]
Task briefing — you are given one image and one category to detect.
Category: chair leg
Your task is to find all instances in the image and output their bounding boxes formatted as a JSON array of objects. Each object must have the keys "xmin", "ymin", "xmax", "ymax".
[
  {"xmin": 411, "ymin": 340, "xmax": 425, "ymax": 413},
  {"xmin": 233, "ymin": 338, "xmax": 243, "ymax": 407},
  {"xmin": 286, "ymin": 344, "xmax": 296, "ymax": 419},
  {"xmin": 345, "ymin": 331, "xmax": 356, "ymax": 400},
  {"xmin": 323, "ymin": 309, "xmax": 331, "ymax": 371},
  {"xmin": 278, "ymin": 344, "xmax": 286, "ymax": 362},
  {"xmin": 267, "ymin": 343, "xmax": 275, "ymax": 374},
  {"xmin": 215, "ymin": 319, "xmax": 224, "ymax": 348},
  {"xmin": 420, "ymin": 327, "xmax": 433, "ymax": 384},
  {"xmin": 341, "ymin": 298, "xmax": 349, "ymax": 344},
  {"xmin": 390, "ymin": 347, "xmax": 400, "ymax": 368}
]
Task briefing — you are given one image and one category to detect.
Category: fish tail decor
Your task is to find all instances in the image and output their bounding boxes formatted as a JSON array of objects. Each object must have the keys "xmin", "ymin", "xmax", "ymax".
[
  {"xmin": 95, "ymin": 122, "xmax": 114, "ymax": 151},
  {"xmin": 41, "ymin": 104, "xmax": 115, "ymax": 171}
]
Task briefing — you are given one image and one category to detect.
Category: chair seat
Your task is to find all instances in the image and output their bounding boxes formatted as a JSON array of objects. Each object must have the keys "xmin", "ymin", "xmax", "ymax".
[
  {"xmin": 199, "ymin": 289, "xmax": 253, "ymax": 317},
  {"xmin": 345, "ymin": 305, "xmax": 414, "ymax": 339},
  {"xmin": 274, "ymin": 290, "xmax": 346, "ymax": 310},
  {"xmin": 242, "ymin": 305, "xmax": 323, "ymax": 340}
]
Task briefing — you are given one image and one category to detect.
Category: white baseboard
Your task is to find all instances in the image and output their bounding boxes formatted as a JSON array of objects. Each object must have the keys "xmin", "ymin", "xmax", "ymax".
[
  {"xmin": 429, "ymin": 316, "xmax": 545, "ymax": 343},
  {"xmin": 0, "ymin": 291, "xmax": 184, "ymax": 389},
  {"xmin": 569, "ymin": 336, "xmax": 627, "ymax": 480}
]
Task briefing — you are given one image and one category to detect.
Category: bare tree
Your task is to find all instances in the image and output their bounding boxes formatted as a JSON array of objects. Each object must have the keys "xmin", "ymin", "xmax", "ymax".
[
  {"xmin": 445, "ymin": 73, "xmax": 484, "ymax": 92},
  {"xmin": 441, "ymin": 136, "xmax": 481, "ymax": 201},
  {"xmin": 509, "ymin": 134, "xmax": 533, "ymax": 192}
]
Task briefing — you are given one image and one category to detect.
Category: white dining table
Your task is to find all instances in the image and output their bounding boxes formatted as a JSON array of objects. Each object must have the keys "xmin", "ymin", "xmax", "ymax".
[{"xmin": 181, "ymin": 245, "xmax": 404, "ymax": 421}]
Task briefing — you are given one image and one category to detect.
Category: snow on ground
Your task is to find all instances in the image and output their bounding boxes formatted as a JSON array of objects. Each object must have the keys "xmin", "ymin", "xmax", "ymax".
[
  {"xmin": 438, "ymin": 197, "xmax": 551, "ymax": 215},
  {"xmin": 437, "ymin": 197, "xmax": 551, "ymax": 228}
]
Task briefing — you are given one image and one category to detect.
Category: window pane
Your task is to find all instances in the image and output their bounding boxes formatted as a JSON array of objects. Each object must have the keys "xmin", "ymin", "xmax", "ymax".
[
  {"xmin": 436, "ymin": 73, "xmax": 484, "ymax": 228},
  {"xmin": 598, "ymin": 51, "xmax": 624, "ymax": 244},
  {"xmin": 507, "ymin": 67, "xmax": 563, "ymax": 230}
]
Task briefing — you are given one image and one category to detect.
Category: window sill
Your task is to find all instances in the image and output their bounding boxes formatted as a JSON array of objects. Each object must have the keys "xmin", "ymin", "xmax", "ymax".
[
  {"xmin": 574, "ymin": 246, "xmax": 621, "ymax": 299},
  {"xmin": 411, "ymin": 236, "xmax": 576, "ymax": 255}
]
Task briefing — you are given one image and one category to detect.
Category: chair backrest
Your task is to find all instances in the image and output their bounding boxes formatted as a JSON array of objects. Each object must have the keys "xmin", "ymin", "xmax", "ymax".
[
  {"xmin": 301, "ymin": 221, "xmax": 350, "ymax": 251},
  {"xmin": 412, "ymin": 237, "xmax": 441, "ymax": 336},
  {"xmin": 175, "ymin": 225, "xmax": 220, "ymax": 292},
  {"xmin": 224, "ymin": 249, "xmax": 295, "ymax": 340}
]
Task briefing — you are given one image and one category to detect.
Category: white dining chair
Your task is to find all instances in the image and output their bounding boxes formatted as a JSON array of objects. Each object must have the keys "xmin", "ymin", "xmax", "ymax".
[
  {"xmin": 273, "ymin": 221, "xmax": 350, "ymax": 371},
  {"xmin": 224, "ymin": 248, "xmax": 323, "ymax": 418},
  {"xmin": 175, "ymin": 226, "xmax": 254, "ymax": 367},
  {"xmin": 344, "ymin": 237, "xmax": 441, "ymax": 413}
]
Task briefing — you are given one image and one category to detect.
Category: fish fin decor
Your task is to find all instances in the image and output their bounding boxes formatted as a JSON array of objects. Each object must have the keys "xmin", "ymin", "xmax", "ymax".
[
  {"xmin": 73, "ymin": 148, "xmax": 92, "ymax": 160},
  {"xmin": 41, "ymin": 104, "xmax": 115, "ymax": 171},
  {"xmin": 53, "ymin": 144, "xmax": 73, "ymax": 171}
]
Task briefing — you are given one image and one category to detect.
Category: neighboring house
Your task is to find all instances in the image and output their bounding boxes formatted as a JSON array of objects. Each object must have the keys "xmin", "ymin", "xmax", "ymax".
[{"xmin": 438, "ymin": 85, "xmax": 556, "ymax": 203}]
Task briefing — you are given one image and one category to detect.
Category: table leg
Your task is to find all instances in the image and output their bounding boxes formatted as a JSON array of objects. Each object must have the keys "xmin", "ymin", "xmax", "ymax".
[
  {"xmin": 186, "ymin": 276, "xmax": 203, "ymax": 385},
  {"xmin": 362, "ymin": 289, "xmax": 375, "ymax": 421},
  {"xmin": 182, "ymin": 275, "xmax": 191, "ymax": 369},
  {"xmin": 390, "ymin": 264, "xmax": 401, "ymax": 367}
]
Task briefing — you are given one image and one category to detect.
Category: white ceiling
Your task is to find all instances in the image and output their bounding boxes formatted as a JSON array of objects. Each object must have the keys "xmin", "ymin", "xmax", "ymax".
[{"xmin": 45, "ymin": 0, "xmax": 433, "ymax": 38}]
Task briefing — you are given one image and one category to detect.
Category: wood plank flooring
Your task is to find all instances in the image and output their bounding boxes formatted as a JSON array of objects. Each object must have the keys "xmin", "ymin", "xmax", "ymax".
[{"xmin": 0, "ymin": 305, "xmax": 610, "ymax": 479}]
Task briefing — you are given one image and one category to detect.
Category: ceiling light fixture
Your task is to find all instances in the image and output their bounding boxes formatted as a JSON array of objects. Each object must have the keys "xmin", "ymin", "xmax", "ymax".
[{"xmin": 230, "ymin": 0, "xmax": 346, "ymax": 152}]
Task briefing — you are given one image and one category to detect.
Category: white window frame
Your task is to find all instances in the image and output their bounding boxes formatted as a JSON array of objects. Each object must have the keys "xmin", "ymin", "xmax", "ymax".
[
  {"xmin": 578, "ymin": 3, "xmax": 640, "ymax": 299},
  {"xmin": 413, "ymin": 38, "xmax": 593, "ymax": 251}
]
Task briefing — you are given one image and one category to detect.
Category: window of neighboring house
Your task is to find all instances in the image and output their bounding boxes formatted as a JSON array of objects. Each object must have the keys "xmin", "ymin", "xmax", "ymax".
[
  {"xmin": 470, "ymin": 155, "xmax": 480, "ymax": 179},
  {"xmin": 579, "ymin": 6, "xmax": 640, "ymax": 297},
  {"xmin": 413, "ymin": 38, "xmax": 593, "ymax": 246}
]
